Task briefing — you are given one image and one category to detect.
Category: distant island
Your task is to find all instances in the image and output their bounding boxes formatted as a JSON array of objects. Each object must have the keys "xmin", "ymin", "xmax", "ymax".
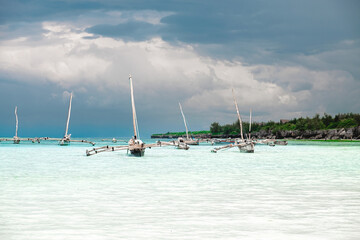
[{"xmin": 152, "ymin": 113, "xmax": 360, "ymax": 140}]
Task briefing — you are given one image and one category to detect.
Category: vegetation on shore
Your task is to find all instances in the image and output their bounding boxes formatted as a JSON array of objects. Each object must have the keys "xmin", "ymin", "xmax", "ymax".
[{"xmin": 210, "ymin": 113, "xmax": 360, "ymax": 135}]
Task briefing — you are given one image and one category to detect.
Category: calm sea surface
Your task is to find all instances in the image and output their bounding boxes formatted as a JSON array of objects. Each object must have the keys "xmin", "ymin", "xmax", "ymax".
[{"xmin": 1, "ymin": 139, "xmax": 359, "ymax": 240}]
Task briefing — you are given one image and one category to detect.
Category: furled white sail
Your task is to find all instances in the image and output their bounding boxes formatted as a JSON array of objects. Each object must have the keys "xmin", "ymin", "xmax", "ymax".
[
  {"xmin": 64, "ymin": 92, "xmax": 73, "ymax": 138},
  {"xmin": 179, "ymin": 102, "xmax": 189, "ymax": 140},
  {"xmin": 129, "ymin": 75, "xmax": 140, "ymax": 139},
  {"xmin": 249, "ymin": 108, "xmax": 252, "ymax": 139},
  {"xmin": 232, "ymin": 89, "xmax": 244, "ymax": 140},
  {"xmin": 14, "ymin": 106, "xmax": 18, "ymax": 138}
]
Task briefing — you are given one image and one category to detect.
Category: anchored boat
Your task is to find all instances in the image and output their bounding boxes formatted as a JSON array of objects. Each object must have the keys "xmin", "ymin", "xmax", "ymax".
[
  {"xmin": 231, "ymin": 89, "xmax": 254, "ymax": 153},
  {"xmin": 0, "ymin": 106, "xmax": 42, "ymax": 144},
  {"xmin": 40, "ymin": 92, "xmax": 95, "ymax": 146},
  {"xmin": 179, "ymin": 102, "xmax": 199, "ymax": 145},
  {"xmin": 211, "ymin": 89, "xmax": 254, "ymax": 153},
  {"xmin": 86, "ymin": 75, "xmax": 186, "ymax": 157}
]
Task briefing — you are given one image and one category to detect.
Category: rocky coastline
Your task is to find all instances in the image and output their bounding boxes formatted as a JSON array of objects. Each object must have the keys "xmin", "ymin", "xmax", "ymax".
[{"xmin": 151, "ymin": 126, "xmax": 360, "ymax": 140}]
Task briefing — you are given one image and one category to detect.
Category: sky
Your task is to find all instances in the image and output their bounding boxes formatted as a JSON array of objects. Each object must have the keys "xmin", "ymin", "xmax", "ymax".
[{"xmin": 0, "ymin": 0, "xmax": 359, "ymax": 138}]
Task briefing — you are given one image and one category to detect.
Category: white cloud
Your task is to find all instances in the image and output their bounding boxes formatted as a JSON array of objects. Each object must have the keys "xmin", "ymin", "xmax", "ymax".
[{"xmin": 0, "ymin": 22, "xmax": 359, "ymax": 129}]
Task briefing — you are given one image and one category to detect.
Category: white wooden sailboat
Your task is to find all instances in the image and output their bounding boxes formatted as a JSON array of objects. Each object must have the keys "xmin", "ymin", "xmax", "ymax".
[
  {"xmin": 0, "ymin": 106, "xmax": 42, "ymax": 144},
  {"xmin": 211, "ymin": 89, "xmax": 254, "ymax": 153},
  {"xmin": 86, "ymin": 75, "xmax": 177, "ymax": 157},
  {"xmin": 127, "ymin": 74, "xmax": 145, "ymax": 156},
  {"xmin": 232, "ymin": 89, "xmax": 254, "ymax": 153},
  {"xmin": 179, "ymin": 102, "xmax": 199, "ymax": 145},
  {"xmin": 41, "ymin": 92, "xmax": 95, "ymax": 146}
]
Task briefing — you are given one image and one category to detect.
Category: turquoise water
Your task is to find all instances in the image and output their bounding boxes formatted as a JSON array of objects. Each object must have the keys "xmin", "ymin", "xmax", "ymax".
[{"xmin": 1, "ymin": 140, "xmax": 359, "ymax": 239}]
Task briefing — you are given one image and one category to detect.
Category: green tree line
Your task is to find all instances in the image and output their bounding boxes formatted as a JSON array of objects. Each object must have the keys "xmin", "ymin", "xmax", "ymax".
[{"xmin": 210, "ymin": 113, "xmax": 360, "ymax": 135}]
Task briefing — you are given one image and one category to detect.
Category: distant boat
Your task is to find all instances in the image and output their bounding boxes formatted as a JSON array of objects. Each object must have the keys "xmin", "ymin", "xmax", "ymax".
[
  {"xmin": 178, "ymin": 102, "xmax": 199, "ymax": 145},
  {"xmin": 232, "ymin": 89, "xmax": 254, "ymax": 153},
  {"xmin": 0, "ymin": 106, "xmax": 41, "ymax": 144},
  {"xmin": 153, "ymin": 137, "xmax": 190, "ymax": 150},
  {"xmin": 211, "ymin": 89, "xmax": 254, "ymax": 153},
  {"xmin": 40, "ymin": 92, "xmax": 95, "ymax": 146}
]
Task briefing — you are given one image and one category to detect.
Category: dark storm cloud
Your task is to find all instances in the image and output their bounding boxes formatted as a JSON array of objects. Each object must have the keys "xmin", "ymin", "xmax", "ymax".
[
  {"xmin": 86, "ymin": 21, "xmax": 160, "ymax": 41},
  {"xmin": 1, "ymin": 0, "xmax": 359, "ymax": 55},
  {"xmin": 160, "ymin": 0, "xmax": 360, "ymax": 54},
  {"xmin": 0, "ymin": 0, "xmax": 101, "ymax": 24},
  {"xmin": 81, "ymin": 0, "xmax": 360, "ymax": 77}
]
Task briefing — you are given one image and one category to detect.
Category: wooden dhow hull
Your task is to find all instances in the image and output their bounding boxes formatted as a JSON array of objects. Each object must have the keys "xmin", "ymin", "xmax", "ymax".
[
  {"xmin": 129, "ymin": 148, "xmax": 145, "ymax": 157},
  {"xmin": 59, "ymin": 140, "xmax": 70, "ymax": 146},
  {"xmin": 238, "ymin": 143, "xmax": 255, "ymax": 153},
  {"xmin": 176, "ymin": 144, "xmax": 189, "ymax": 150}
]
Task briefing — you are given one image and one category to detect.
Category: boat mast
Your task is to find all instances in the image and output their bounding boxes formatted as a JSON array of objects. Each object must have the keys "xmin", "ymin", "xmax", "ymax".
[
  {"xmin": 64, "ymin": 92, "xmax": 72, "ymax": 138},
  {"xmin": 249, "ymin": 108, "xmax": 252, "ymax": 140},
  {"xmin": 129, "ymin": 75, "xmax": 139, "ymax": 139},
  {"xmin": 14, "ymin": 106, "xmax": 18, "ymax": 137},
  {"xmin": 232, "ymin": 89, "xmax": 244, "ymax": 141},
  {"xmin": 179, "ymin": 102, "xmax": 189, "ymax": 140}
]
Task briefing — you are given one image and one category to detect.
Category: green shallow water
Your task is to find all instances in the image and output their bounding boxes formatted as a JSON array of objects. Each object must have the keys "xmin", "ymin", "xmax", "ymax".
[{"xmin": 1, "ymin": 140, "xmax": 359, "ymax": 239}]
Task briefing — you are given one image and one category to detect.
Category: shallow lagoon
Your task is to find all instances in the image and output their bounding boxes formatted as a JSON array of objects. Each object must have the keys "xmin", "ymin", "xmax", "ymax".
[{"xmin": 1, "ymin": 140, "xmax": 359, "ymax": 239}]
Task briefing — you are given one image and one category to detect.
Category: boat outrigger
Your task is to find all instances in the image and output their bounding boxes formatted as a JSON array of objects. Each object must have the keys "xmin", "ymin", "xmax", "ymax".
[{"xmin": 101, "ymin": 138, "xmax": 128, "ymax": 143}]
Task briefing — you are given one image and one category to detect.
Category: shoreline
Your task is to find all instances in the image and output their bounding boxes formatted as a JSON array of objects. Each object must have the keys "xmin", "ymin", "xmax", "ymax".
[{"xmin": 151, "ymin": 126, "xmax": 360, "ymax": 140}]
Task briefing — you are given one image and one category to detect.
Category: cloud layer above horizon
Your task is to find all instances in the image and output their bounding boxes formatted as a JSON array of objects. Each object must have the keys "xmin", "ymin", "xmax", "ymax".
[{"xmin": 0, "ymin": 0, "xmax": 359, "ymax": 137}]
